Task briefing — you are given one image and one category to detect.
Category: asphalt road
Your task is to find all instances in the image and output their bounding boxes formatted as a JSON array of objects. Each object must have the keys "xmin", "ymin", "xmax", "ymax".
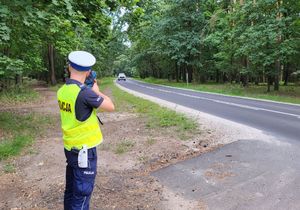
[
  {"xmin": 152, "ymin": 139, "xmax": 300, "ymax": 209},
  {"xmin": 117, "ymin": 79, "xmax": 300, "ymax": 209},
  {"xmin": 117, "ymin": 79, "xmax": 300, "ymax": 141}
]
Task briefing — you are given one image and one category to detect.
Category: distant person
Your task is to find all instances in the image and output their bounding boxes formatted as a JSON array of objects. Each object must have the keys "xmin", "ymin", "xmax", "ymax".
[{"xmin": 57, "ymin": 51, "xmax": 114, "ymax": 210}]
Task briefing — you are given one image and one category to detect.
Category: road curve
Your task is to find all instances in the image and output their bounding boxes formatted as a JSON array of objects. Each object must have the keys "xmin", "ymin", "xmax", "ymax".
[{"xmin": 117, "ymin": 79, "xmax": 300, "ymax": 141}]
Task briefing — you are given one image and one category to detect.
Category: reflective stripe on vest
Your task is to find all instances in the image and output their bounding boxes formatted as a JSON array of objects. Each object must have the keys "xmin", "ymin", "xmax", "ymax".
[{"xmin": 57, "ymin": 84, "xmax": 103, "ymax": 151}]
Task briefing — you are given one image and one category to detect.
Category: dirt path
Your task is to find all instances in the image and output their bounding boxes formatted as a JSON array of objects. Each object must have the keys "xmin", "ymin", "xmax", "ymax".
[{"xmin": 0, "ymin": 86, "xmax": 215, "ymax": 210}]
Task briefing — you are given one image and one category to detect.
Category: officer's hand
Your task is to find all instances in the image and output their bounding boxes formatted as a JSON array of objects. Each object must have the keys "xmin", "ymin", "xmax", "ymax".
[
  {"xmin": 91, "ymin": 79, "xmax": 115, "ymax": 112},
  {"xmin": 91, "ymin": 80, "xmax": 100, "ymax": 94}
]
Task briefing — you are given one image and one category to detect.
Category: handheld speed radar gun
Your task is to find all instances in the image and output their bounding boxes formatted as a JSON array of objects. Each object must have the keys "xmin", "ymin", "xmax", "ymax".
[{"xmin": 85, "ymin": 71, "xmax": 97, "ymax": 88}]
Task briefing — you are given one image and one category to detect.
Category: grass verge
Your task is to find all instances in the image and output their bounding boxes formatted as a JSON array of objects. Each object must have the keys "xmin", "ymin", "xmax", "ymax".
[
  {"xmin": 114, "ymin": 140, "xmax": 135, "ymax": 155},
  {"xmin": 100, "ymin": 77, "xmax": 197, "ymax": 133},
  {"xmin": 0, "ymin": 112, "xmax": 54, "ymax": 160},
  {"xmin": 0, "ymin": 86, "xmax": 39, "ymax": 106},
  {"xmin": 136, "ymin": 77, "xmax": 300, "ymax": 105}
]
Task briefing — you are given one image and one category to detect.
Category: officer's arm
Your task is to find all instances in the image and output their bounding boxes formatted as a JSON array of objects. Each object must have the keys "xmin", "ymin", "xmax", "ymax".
[{"xmin": 91, "ymin": 81, "xmax": 115, "ymax": 112}]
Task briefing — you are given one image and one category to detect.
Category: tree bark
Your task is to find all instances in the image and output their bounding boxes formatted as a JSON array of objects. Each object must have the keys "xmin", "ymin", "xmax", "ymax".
[
  {"xmin": 48, "ymin": 44, "xmax": 56, "ymax": 85},
  {"xmin": 183, "ymin": 64, "xmax": 187, "ymax": 82},
  {"xmin": 175, "ymin": 62, "xmax": 179, "ymax": 82},
  {"xmin": 267, "ymin": 75, "xmax": 272, "ymax": 92},
  {"xmin": 274, "ymin": 0, "xmax": 282, "ymax": 91},
  {"xmin": 274, "ymin": 60, "xmax": 280, "ymax": 91},
  {"xmin": 255, "ymin": 76, "xmax": 259, "ymax": 85},
  {"xmin": 188, "ymin": 65, "xmax": 192, "ymax": 83},
  {"xmin": 283, "ymin": 62, "xmax": 289, "ymax": 86},
  {"xmin": 15, "ymin": 74, "xmax": 22, "ymax": 85},
  {"xmin": 178, "ymin": 65, "xmax": 183, "ymax": 80},
  {"xmin": 242, "ymin": 57, "xmax": 249, "ymax": 87}
]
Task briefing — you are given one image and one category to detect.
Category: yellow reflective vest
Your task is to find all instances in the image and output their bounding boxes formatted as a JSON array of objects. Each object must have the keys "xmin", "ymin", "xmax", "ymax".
[{"xmin": 57, "ymin": 84, "xmax": 103, "ymax": 151}]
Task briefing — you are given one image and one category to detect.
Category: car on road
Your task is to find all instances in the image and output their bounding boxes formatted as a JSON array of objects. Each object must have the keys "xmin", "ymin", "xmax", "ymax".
[{"xmin": 118, "ymin": 73, "xmax": 126, "ymax": 81}]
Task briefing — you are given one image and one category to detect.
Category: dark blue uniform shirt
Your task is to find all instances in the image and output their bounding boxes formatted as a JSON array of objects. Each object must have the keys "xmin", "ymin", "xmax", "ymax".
[{"xmin": 66, "ymin": 78, "xmax": 104, "ymax": 121}]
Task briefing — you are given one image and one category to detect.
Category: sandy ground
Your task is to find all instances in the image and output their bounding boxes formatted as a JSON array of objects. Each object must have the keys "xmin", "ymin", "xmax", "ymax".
[{"xmin": 0, "ymin": 86, "xmax": 217, "ymax": 210}]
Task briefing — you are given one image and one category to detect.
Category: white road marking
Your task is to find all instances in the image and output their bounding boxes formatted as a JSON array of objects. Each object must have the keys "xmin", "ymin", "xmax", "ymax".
[{"xmin": 128, "ymin": 81, "xmax": 300, "ymax": 119}]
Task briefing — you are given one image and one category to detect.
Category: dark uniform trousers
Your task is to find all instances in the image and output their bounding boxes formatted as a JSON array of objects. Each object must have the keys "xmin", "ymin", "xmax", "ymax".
[{"xmin": 64, "ymin": 147, "xmax": 97, "ymax": 210}]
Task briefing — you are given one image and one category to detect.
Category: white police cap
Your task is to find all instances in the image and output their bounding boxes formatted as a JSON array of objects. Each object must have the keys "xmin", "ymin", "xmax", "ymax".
[{"xmin": 68, "ymin": 51, "xmax": 96, "ymax": 71}]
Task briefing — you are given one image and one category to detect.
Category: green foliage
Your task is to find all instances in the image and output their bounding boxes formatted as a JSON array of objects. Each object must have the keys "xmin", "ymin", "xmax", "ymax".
[
  {"xmin": 0, "ymin": 0, "xmax": 127, "ymax": 87},
  {"xmin": 119, "ymin": 0, "xmax": 300, "ymax": 90},
  {"xmin": 0, "ymin": 56, "xmax": 26, "ymax": 77},
  {"xmin": 1, "ymin": 0, "xmax": 299, "ymax": 92}
]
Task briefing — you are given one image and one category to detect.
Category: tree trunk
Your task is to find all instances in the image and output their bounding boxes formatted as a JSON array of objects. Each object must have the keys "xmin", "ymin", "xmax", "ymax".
[
  {"xmin": 179, "ymin": 65, "xmax": 183, "ymax": 81},
  {"xmin": 241, "ymin": 57, "xmax": 249, "ymax": 87},
  {"xmin": 15, "ymin": 74, "xmax": 22, "ymax": 85},
  {"xmin": 255, "ymin": 77, "xmax": 259, "ymax": 85},
  {"xmin": 283, "ymin": 62, "xmax": 289, "ymax": 86},
  {"xmin": 274, "ymin": 0, "xmax": 282, "ymax": 91},
  {"xmin": 274, "ymin": 60, "xmax": 280, "ymax": 91},
  {"xmin": 200, "ymin": 74, "xmax": 206, "ymax": 83},
  {"xmin": 267, "ymin": 75, "xmax": 272, "ymax": 92},
  {"xmin": 149, "ymin": 58, "xmax": 155, "ymax": 78},
  {"xmin": 183, "ymin": 64, "xmax": 187, "ymax": 82},
  {"xmin": 48, "ymin": 44, "xmax": 56, "ymax": 85},
  {"xmin": 188, "ymin": 65, "xmax": 192, "ymax": 83},
  {"xmin": 175, "ymin": 62, "xmax": 179, "ymax": 82},
  {"xmin": 243, "ymin": 74, "xmax": 249, "ymax": 87}
]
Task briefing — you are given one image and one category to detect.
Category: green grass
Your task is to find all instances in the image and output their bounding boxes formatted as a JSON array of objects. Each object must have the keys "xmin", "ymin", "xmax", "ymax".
[
  {"xmin": 138, "ymin": 155, "xmax": 149, "ymax": 163},
  {"xmin": 114, "ymin": 140, "xmax": 135, "ymax": 154},
  {"xmin": 0, "ymin": 86, "xmax": 39, "ymax": 105},
  {"xmin": 146, "ymin": 138, "xmax": 156, "ymax": 146},
  {"xmin": 48, "ymin": 83, "xmax": 63, "ymax": 91},
  {"xmin": 99, "ymin": 143, "xmax": 111, "ymax": 151},
  {"xmin": 0, "ymin": 112, "xmax": 54, "ymax": 160},
  {"xmin": 137, "ymin": 77, "xmax": 300, "ymax": 105},
  {"xmin": 3, "ymin": 163, "xmax": 15, "ymax": 173},
  {"xmin": 99, "ymin": 77, "xmax": 113, "ymax": 91},
  {"xmin": 100, "ymin": 78, "xmax": 197, "ymax": 132}
]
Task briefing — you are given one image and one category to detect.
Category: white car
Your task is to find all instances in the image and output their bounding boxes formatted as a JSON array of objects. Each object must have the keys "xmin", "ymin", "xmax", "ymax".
[{"xmin": 118, "ymin": 73, "xmax": 126, "ymax": 81}]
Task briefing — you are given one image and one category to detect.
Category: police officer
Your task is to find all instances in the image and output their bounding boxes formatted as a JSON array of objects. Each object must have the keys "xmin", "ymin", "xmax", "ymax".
[{"xmin": 57, "ymin": 51, "xmax": 114, "ymax": 210}]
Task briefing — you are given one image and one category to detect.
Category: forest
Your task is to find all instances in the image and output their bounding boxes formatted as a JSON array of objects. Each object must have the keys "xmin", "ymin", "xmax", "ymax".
[{"xmin": 0, "ymin": 0, "xmax": 299, "ymax": 92}]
